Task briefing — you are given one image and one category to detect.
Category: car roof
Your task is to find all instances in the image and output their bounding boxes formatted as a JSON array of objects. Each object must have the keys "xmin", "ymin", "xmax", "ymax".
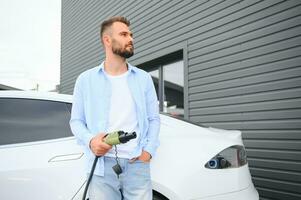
[{"xmin": 0, "ymin": 90, "xmax": 72, "ymax": 103}]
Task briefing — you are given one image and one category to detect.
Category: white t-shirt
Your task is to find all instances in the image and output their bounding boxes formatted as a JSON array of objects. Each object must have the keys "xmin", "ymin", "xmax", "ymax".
[{"xmin": 104, "ymin": 70, "xmax": 139, "ymax": 159}]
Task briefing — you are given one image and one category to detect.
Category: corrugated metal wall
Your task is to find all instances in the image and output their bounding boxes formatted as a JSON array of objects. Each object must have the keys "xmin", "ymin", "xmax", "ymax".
[{"xmin": 61, "ymin": 0, "xmax": 301, "ymax": 199}]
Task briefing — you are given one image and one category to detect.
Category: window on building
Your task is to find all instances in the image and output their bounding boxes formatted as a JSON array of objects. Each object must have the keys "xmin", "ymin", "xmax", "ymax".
[
  {"xmin": 163, "ymin": 60, "xmax": 184, "ymax": 117},
  {"xmin": 148, "ymin": 60, "xmax": 184, "ymax": 118}
]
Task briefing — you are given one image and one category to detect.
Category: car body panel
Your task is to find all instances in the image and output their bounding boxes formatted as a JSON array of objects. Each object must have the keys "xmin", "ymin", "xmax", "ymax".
[
  {"xmin": 0, "ymin": 91, "xmax": 259, "ymax": 200},
  {"xmin": 0, "ymin": 138, "xmax": 85, "ymax": 199},
  {"xmin": 0, "ymin": 91, "xmax": 72, "ymax": 103},
  {"xmin": 151, "ymin": 115, "xmax": 254, "ymax": 199}
]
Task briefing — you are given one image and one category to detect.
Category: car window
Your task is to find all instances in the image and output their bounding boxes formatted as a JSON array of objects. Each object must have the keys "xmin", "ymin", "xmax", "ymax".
[{"xmin": 0, "ymin": 98, "xmax": 73, "ymax": 145}]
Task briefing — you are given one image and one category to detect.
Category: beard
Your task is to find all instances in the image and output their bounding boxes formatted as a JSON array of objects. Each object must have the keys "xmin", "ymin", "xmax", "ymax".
[{"xmin": 112, "ymin": 39, "xmax": 134, "ymax": 59}]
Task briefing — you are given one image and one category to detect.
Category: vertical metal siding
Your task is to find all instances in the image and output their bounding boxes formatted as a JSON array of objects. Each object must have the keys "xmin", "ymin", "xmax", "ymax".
[{"xmin": 61, "ymin": 0, "xmax": 301, "ymax": 199}]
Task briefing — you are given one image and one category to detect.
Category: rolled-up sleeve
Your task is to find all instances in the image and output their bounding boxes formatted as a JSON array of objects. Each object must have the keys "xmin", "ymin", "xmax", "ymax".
[{"xmin": 69, "ymin": 75, "xmax": 94, "ymax": 147}]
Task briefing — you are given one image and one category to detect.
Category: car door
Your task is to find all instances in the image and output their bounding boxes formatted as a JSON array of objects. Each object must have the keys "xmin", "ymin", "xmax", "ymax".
[{"xmin": 0, "ymin": 97, "xmax": 86, "ymax": 200}]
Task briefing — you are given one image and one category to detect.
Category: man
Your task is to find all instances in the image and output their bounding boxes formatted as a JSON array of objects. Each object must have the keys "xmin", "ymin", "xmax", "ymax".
[{"xmin": 70, "ymin": 16, "xmax": 160, "ymax": 200}]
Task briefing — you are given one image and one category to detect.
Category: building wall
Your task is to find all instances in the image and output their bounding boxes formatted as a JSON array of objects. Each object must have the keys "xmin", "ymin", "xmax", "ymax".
[{"xmin": 61, "ymin": 1, "xmax": 301, "ymax": 199}]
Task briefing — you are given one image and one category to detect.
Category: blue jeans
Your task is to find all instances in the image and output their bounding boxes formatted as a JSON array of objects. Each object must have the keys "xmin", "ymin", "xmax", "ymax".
[{"xmin": 88, "ymin": 156, "xmax": 152, "ymax": 200}]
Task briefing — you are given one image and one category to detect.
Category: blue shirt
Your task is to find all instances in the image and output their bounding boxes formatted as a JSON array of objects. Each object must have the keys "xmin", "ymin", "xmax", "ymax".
[{"xmin": 70, "ymin": 62, "xmax": 160, "ymax": 176}]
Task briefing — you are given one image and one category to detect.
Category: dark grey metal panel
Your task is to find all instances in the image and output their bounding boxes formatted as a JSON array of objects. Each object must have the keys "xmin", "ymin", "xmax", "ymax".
[
  {"xmin": 61, "ymin": 0, "xmax": 301, "ymax": 199},
  {"xmin": 190, "ymin": 87, "xmax": 301, "ymax": 108},
  {"xmin": 189, "ymin": 76, "xmax": 301, "ymax": 101},
  {"xmin": 186, "ymin": 0, "xmax": 301, "ymax": 199},
  {"xmin": 189, "ymin": 67, "xmax": 301, "ymax": 94}
]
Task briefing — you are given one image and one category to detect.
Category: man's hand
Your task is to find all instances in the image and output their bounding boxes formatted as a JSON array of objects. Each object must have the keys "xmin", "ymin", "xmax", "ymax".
[
  {"xmin": 138, "ymin": 150, "xmax": 152, "ymax": 163},
  {"xmin": 89, "ymin": 133, "xmax": 112, "ymax": 156}
]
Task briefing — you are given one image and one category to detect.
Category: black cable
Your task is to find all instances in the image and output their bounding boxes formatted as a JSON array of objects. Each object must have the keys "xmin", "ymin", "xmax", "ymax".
[
  {"xmin": 114, "ymin": 145, "xmax": 124, "ymax": 199},
  {"xmin": 81, "ymin": 132, "xmax": 136, "ymax": 200},
  {"xmin": 82, "ymin": 156, "xmax": 99, "ymax": 200},
  {"xmin": 114, "ymin": 145, "xmax": 121, "ymax": 178},
  {"xmin": 81, "ymin": 155, "xmax": 124, "ymax": 200}
]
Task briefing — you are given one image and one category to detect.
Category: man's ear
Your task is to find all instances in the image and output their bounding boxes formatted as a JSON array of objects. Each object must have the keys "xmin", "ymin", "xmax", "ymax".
[{"xmin": 102, "ymin": 34, "xmax": 111, "ymax": 46}]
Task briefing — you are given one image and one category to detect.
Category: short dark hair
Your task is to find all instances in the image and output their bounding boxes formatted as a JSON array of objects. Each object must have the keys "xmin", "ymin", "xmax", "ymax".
[{"xmin": 100, "ymin": 16, "xmax": 130, "ymax": 39}]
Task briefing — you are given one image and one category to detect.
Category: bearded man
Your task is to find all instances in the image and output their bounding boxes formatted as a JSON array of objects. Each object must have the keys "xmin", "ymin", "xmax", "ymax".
[{"xmin": 70, "ymin": 16, "xmax": 160, "ymax": 200}]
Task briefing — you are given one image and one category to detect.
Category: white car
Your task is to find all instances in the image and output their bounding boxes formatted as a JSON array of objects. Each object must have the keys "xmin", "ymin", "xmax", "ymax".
[{"xmin": 0, "ymin": 91, "xmax": 259, "ymax": 200}]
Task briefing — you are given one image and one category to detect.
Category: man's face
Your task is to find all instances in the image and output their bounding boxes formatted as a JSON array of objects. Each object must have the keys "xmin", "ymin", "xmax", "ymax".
[{"xmin": 110, "ymin": 22, "xmax": 134, "ymax": 58}]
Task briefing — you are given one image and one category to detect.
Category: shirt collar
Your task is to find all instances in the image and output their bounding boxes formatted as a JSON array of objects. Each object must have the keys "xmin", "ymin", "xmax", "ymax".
[{"xmin": 98, "ymin": 61, "xmax": 137, "ymax": 74}]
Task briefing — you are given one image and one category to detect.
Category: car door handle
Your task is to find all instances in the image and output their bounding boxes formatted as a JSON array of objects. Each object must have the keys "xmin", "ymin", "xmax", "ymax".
[{"xmin": 48, "ymin": 153, "xmax": 84, "ymax": 162}]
